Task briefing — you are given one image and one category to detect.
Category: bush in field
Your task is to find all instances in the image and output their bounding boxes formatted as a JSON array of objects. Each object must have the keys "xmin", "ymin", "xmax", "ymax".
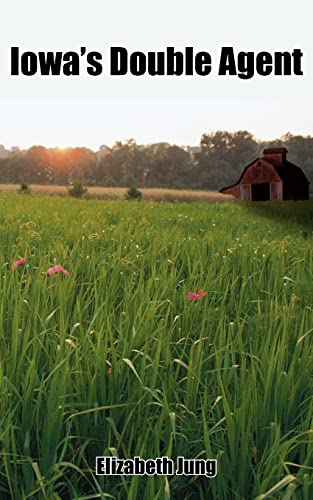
[
  {"xmin": 17, "ymin": 183, "xmax": 32, "ymax": 195},
  {"xmin": 125, "ymin": 186, "xmax": 142, "ymax": 200},
  {"xmin": 67, "ymin": 179, "xmax": 88, "ymax": 198}
]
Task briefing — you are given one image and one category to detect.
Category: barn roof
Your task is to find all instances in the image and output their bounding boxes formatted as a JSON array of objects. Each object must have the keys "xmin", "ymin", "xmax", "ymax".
[
  {"xmin": 275, "ymin": 161, "xmax": 309, "ymax": 183},
  {"xmin": 219, "ymin": 153, "xmax": 309, "ymax": 193},
  {"xmin": 219, "ymin": 158, "xmax": 258, "ymax": 192}
]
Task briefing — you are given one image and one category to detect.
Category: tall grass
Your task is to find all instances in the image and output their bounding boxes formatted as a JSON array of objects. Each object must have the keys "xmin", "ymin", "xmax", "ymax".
[{"xmin": 0, "ymin": 195, "xmax": 312, "ymax": 499}]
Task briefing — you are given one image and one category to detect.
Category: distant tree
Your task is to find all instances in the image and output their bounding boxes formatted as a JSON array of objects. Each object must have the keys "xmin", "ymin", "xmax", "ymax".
[
  {"xmin": 0, "ymin": 145, "xmax": 9, "ymax": 158},
  {"xmin": 24, "ymin": 145, "xmax": 54, "ymax": 183},
  {"xmin": 51, "ymin": 147, "xmax": 96, "ymax": 184},
  {"xmin": 95, "ymin": 139, "xmax": 147, "ymax": 186},
  {"xmin": 195, "ymin": 130, "xmax": 259, "ymax": 189},
  {"xmin": 145, "ymin": 143, "xmax": 194, "ymax": 188}
]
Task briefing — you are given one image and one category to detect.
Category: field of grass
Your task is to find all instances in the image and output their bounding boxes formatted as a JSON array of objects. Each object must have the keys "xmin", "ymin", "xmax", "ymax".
[
  {"xmin": 0, "ymin": 194, "xmax": 313, "ymax": 499},
  {"xmin": 0, "ymin": 184, "xmax": 234, "ymax": 203}
]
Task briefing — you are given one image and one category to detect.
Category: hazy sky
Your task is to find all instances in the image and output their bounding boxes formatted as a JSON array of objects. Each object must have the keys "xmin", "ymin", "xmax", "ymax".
[{"xmin": 0, "ymin": 0, "xmax": 312, "ymax": 149}]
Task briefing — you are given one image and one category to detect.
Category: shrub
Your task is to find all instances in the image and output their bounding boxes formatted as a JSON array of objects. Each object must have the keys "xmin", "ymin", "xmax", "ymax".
[
  {"xmin": 17, "ymin": 183, "xmax": 32, "ymax": 195},
  {"xmin": 67, "ymin": 180, "xmax": 88, "ymax": 198},
  {"xmin": 125, "ymin": 186, "xmax": 142, "ymax": 200}
]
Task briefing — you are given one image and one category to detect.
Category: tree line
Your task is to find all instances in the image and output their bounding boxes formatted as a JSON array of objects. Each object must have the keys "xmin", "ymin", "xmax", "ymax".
[{"xmin": 0, "ymin": 131, "xmax": 312, "ymax": 191}]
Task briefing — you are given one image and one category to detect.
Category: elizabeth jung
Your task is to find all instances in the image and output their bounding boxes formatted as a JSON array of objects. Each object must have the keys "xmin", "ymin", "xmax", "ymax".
[{"xmin": 96, "ymin": 456, "xmax": 217, "ymax": 478}]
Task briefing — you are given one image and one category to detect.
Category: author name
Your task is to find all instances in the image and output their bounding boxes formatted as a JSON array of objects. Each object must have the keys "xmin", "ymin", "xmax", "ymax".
[{"xmin": 96, "ymin": 456, "xmax": 217, "ymax": 477}]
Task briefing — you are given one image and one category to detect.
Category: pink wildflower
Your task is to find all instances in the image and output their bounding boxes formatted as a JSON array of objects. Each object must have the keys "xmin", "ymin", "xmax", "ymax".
[
  {"xmin": 46, "ymin": 265, "xmax": 69, "ymax": 276},
  {"xmin": 12, "ymin": 258, "xmax": 26, "ymax": 269},
  {"xmin": 187, "ymin": 290, "xmax": 207, "ymax": 301}
]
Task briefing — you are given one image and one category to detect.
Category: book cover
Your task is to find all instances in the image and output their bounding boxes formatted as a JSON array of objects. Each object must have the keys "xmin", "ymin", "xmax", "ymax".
[{"xmin": 0, "ymin": 1, "xmax": 312, "ymax": 498}]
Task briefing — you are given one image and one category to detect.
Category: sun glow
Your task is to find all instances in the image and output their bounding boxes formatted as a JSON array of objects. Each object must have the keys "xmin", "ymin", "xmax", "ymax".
[{"xmin": 55, "ymin": 146, "xmax": 69, "ymax": 153}]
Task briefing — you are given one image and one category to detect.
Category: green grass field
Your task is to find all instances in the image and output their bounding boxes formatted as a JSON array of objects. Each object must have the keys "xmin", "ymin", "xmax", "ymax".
[{"xmin": 1, "ymin": 195, "xmax": 313, "ymax": 499}]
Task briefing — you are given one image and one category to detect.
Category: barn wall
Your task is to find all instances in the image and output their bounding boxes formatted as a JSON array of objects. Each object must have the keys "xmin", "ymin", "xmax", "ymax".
[{"xmin": 283, "ymin": 181, "xmax": 309, "ymax": 200}]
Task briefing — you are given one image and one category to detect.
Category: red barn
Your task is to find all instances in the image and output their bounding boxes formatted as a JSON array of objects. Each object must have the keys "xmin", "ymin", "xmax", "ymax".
[{"xmin": 220, "ymin": 148, "xmax": 310, "ymax": 201}]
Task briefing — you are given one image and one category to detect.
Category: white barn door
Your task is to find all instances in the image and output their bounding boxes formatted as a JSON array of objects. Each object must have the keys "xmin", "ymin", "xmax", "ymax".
[
  {"xmin": 240, "ymin": 184, "xmax": 251, "ymax": 200},
  {"xmin": 270, "ymin": 182, "xmax": 283, "ymax": 200}
]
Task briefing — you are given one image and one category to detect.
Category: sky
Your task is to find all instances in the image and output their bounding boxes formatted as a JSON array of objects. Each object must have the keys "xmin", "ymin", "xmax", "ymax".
[{"xmin": 0, "ymin": 0, "xmax": 312, "ymax": 150}]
